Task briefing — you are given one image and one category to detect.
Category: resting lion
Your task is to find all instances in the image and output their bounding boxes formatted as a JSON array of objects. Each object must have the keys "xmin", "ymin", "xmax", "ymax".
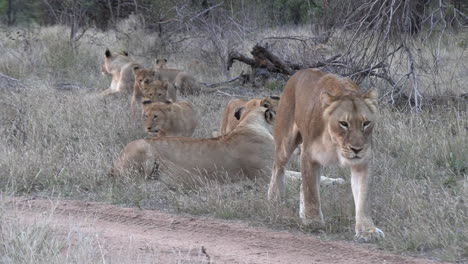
[
  {"xmin": 101, "ymin": 49, "xmax": 140, "ymax": 96},
  {"xmin": 142, "ymin": 100, "xmax": 197, "ymax": 137},
  {"xmin": 111, "ymin": 106, "xmax": 344, "ymax": 187},
  {"xmin": 153, "ymin": 59, "xmax": 201, "ymax": 95},
  {"xmin": 215, "ymin": 96, "xmax": 280, "ymax": 137},
  {"xmin": 132, "ymin": 66, "xmax": 177, "ymax": 113},
  {"xmin": 267, "ymin": 68, "xmax": 383, "ymax": 242}
]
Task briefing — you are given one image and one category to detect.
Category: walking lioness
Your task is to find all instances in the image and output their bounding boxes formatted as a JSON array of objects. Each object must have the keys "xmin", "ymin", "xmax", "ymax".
[{"xmin": 267, "ymin": 68, "xmax": 383, "ymax": 242}]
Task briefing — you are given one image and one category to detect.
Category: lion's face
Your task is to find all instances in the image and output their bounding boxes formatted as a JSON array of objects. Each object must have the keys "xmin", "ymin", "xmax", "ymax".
[
  {"xmin": 321, "ymin": 90, "xmax": 378, "ymax": 165},
  {"xmin": 142, "ymin": 101, "xmax": 172, "ymax": 137},
  {"xmin": 141, "ymin": 80, "xmax": 170, "ymax": 102},
  {"xmin": 133, "ymin": 67, "xmax": 156, "ymax": 87}
]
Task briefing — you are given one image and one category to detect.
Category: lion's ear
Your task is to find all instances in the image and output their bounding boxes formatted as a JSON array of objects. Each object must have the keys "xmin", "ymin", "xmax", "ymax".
[
  {"xmin": 320, "ymin": 92, "xmax": 337, "ymax": 108},
  {"xmin": 264, "ymin": 109, "xmax": 275, "ymax": 124},
  {"xmin": 363, "ymin": 89, "xmax": 378, "ymax": 112},
  {"xmin": 262, "ymin": 99, "xmax": 272, "ymax": 109},
  {"xmin": 161, "ymin": 81, "xmax": 169, "ymax": 90},
  {"xmin": 105, "ymin": 49, "xmax": 111, "ymax": 58},
  {"xmin": 234, "ymin": 107, "xmax": 245, "ymax": 120}
]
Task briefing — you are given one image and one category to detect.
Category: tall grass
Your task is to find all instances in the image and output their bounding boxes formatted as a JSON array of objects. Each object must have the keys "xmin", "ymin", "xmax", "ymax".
[{"xmin": 0, "ymin": 23, "xmax": 467, "ymax": 262}]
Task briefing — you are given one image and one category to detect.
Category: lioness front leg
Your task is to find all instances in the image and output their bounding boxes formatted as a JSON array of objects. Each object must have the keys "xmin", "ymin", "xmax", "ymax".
[
  {"xmin": 299, "ymin": 156, "xmax": 324, "ymax": 226},
  {"xmin": 268, "ymin": 128, "xmax": 300, "ymax": 200},
  {"xmin": 351, "ymin": 164, "xmax": 384, "ymax": 242}
]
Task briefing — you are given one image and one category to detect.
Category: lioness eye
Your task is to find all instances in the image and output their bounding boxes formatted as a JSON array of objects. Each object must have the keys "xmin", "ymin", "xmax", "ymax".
[
  {"xmin": 363, "ymin": 121, "xmax": 371, "ymax": 127},
  {"xmin": 339, "ymin": 121, "xmax": 348, "ymax": 128}
]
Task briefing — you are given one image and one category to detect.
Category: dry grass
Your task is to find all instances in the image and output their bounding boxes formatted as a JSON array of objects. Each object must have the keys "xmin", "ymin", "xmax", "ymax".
[{"xmin": 0, "ymin": 23, "xmax": 467, "ymax": 262}]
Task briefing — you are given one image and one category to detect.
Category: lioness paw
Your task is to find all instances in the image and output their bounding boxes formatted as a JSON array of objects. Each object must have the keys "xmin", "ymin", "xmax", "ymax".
[{"xmin": 354, "ymin": 227, "xmax": 385, "ymax": 243}]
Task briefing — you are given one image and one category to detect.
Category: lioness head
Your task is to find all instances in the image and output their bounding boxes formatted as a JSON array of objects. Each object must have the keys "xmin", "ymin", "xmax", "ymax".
[
  {"xmin": 154, "ymin": 58, "xmax": 168, "ymax": 69},
  {"xmin": 321, "ymin": 88, "xmax": 378, "ymax": 165},
  {"xmin": 133, "ymin": 66, "xmax": 156, "ymax": 86},
  {"xmin": 101, "ymin": 48, "xmax": 129, "ymax": 76},
  {"xmin": 141, "ymin": 80, "xmax": 172, "ymax": 103},
  {"xmin": 142, "ymin": 100, "xmax": 173, "ymax": 137},
  {"xmin": 234, "ymin": 106, "xmax": 276, "ymax": 127},
  {"xmin": 259, "ymin": 96, "xmax": 280, "ymax": 113}
]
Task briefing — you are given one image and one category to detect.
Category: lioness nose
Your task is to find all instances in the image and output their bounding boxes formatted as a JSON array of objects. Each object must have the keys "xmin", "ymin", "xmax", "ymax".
[{"xmin": 350, "ymin": 146, "xmax": 363, "ymax": 154}]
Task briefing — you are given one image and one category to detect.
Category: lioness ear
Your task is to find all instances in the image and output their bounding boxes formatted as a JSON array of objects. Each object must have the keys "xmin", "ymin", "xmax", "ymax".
[
  {"xmin": 363, "ymin": 89, "xmax": 378, "ymax": 112},
  {"xmin": 164, "ymin": 59, "xmax": 167, "ymax": 63},
  {"xmin": 132, "ymin": 65, "xmax": 140, "ymax": 73},
  {"xmin": 270, "ymin": 95, "xmax": 280, "ymax": 100},
  {"xmin": 262, "ymin": 99, "xmax": 271, "ymax": 109},
  {"xmin": 164, "ymin": 100, "xmax": 172, "ymax": 105},
  {"xmin": 264, "ymin": 109, "xmax": 275, "ymax": 124},
  {"xmin": 234, "ymin": 107, "xmax": 245, "ymax": 120},
  {"xmin": 122, "ymin": 50, "xmax": 129, "ymax": 56},
  {"xmin": 161, "ymin": 81, "xmax": 169, "ymax": 90},
  {"xmin": 320, "ymin": 92, "xmax": 337, "ymax": 108},
  {"xmin": 105, "ymin": 49, "xmax": 111, "ymax": 58}
]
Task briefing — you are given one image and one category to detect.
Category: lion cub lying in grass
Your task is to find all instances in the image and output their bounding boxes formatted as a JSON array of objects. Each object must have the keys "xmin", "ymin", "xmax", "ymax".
[
  {"xmin": 142, "ymin": 100, "xmax": 197, "ymax": 137},
  {"xmin": 111, "ymin": 106, "xmax": 344, "ymax": 187}
]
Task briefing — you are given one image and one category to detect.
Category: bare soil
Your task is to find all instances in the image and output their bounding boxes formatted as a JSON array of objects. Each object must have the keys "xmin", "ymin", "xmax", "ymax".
[{"xmin": 4, "ymin": 197, "xmax": 443, "ymax": 264}]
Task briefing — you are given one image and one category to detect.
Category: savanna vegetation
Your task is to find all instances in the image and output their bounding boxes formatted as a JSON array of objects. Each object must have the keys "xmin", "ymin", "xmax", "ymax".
[{"xmin": 0, "ymin": 0, "xmax": 467, "ymax": 262}]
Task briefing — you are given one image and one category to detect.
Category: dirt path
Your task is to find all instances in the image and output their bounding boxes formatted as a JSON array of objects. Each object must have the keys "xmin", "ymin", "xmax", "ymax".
[{"xmin": 4, "ymin": 197, "xmax": 441, "ymax": 264}]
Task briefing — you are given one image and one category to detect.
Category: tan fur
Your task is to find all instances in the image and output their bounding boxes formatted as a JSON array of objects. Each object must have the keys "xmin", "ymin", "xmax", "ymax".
[
  {"xmin": 111, "ymin": 107, "xmax": 275, "ymax": 183},
  {"xmin": 174, "ymin": 72, "xmax": 201, "ymax": 95},
  {"xmin": 112, "ymin": 106, "xmax": 344, "ymax": 187},
  {"xmin": 142, "ymin": 100, "xmax": 197, "ymax": 137},
  {"xmin": 216, "ymin": 96, "xmax": 280, "ymax": 136},
  {"xmin": 152, "ymin": 61, "xmax": 200, "ymax": 96},
  {"xmin": 131, "ymin": 67, "xmax": 177, "ymax": 113},
  {"xmin": 267, "ymin": 68, "xmax": 383, "ymax": 242},
  {"xmin": 101, "ymin": 49, "xmax": 140, "ymax": 96}
]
